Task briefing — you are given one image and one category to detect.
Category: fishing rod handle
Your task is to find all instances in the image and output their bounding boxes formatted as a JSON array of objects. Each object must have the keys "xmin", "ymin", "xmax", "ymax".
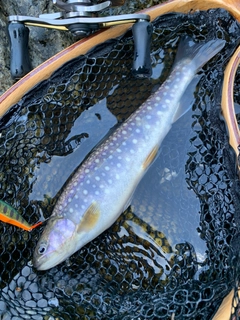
[
  {"xmin": 132, "ymin": 19, "xmax": 153, "ymax": 78},
  {"xmin": 7, "ymin": 22, "xmax": 32, "ymax": 80}
]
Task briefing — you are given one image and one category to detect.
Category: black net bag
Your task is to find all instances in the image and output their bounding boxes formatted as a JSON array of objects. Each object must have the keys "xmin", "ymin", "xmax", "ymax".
[{"xmin": 0, "ymin": 8, "xmax": 240, "ymax": 320}]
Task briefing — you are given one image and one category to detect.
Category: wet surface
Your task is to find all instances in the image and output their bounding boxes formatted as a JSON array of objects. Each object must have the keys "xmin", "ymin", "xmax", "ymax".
[{"xmin": 0, "ymin": 7, "xmax": 240, "ymax": 320}]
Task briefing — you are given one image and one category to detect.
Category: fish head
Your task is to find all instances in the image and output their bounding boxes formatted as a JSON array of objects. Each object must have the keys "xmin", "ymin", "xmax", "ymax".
[
  {"xmin": 32, "ymin": 216, "xmax": 77, "ymax": 270},
  {"xmin": 33, "ymin": 201, "xmax": 101, "ymax": 270}
]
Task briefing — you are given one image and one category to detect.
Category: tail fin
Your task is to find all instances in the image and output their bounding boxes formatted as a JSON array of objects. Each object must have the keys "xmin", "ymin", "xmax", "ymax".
[{"xmin": 175, "ymin": 36, "xmax": 225, "ymax": 71}]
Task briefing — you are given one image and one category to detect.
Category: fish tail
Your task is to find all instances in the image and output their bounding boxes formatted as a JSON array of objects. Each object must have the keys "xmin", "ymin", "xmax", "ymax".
[{"xmin": 175, "ymin": 36, "xmax": 225, "ymax": 71}]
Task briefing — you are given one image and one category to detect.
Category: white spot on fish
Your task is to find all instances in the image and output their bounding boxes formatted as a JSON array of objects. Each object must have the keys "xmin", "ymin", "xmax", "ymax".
[
  {"xmin": 109, "ymin": 155, "xmax": 113, "ymax": 159},
  {"xmin": 74, "ymin": 182, "xmax": 78, "ymax": 187},
  {"xmin": 116, "ymin": 174, "xmax": 120, "ymax": 180},
  {"xmin": 70, "ymin": 190, "xmax": 74, "ymax": 194},
  {"xmin": 122, "ymin": 130, "xmax": 127, "ymax": 134},
  {"xmin": 132, "ymin": 139, "xmax": 137, "ymax": 144},
  {"xmin": 163, "ymin": 92, "xmax": 167, "ymax": 96},
  {"xmin": 136, "ymin": 129, "xmax": 140, "ymax": 133},
  {"xmin": 165, "ymin": 99, "xmax": 170, "ymax": 103},
  {"xmin": 108, "ymin": 179, "xmax": 112, "ymax": 184},
  {"xmin": 117, "ymin": 163, "xmax": 121, "ymax": 168},
  {"xmin": 102, "ymin": 172, "xmax": 106, "ymax": 177},
  {"xmin": 126, "ymin": 157, "xmax": 130, "ymax": 162},
  {"xmin": 59, "ymin": 205, "xmax": 63, "ymax": 210},
  {"xmin": 145, "ymin": 124, "xmax": 150, "ymax": 129},
  {"xmin": 75, "ymin": 204, "xmax": 79, "ymax": 208},
  {"xmin": 118, "ymin": 156, "xmax": 122, "ymax": 160},
  {"xmin": 105, "ymin": 166, "xmax": 110, "ymax": 171},
  {"xmin": 95, "ymin": 176, "xmax": 100, "ymax": 181},
  {"xmin": 95, "ymin": 159, "xmax": 100, "ymax": 163},
  {"xmin": 162, "ymin": 105, "xmax": 167, "ymax": 109},
  {"xmin": 75, "ymin": 195, "xmax": 79, "ymax": 199},
  {"xmin": 86, "ymin": 180, "xmax": 90, "ymax": 184},
  {"xmin": 100, "ymin": 184, "xmax": 104, "ymax": 188},
  {"xmin": 104, "ymin": 146, "xmax": 108, "ymax": 150},
  {"xmin": 122, "ymin": 142, "xmax": 126, "ymax": 146},
  {"xmin": 70, "ymin": 208, "xmax": 73, "ymax": 213},
  {"xmin": 146, "ymin": 115, "xmax": 151, "ymax": 120},
  {"xmin": 117, "ymin": 148, "xmax": 122, "ymax": 153},
  {"xmin": 95, "ymin": 191, "xmax": 99, "ymax": 195},
  {"xmin": 68, "ymin": 198, "xmax": 72, "ymax": 203},
  {"xmin": 165, "ymin": 85, "xmax": 170, "ymax": 89},
  {"xmin": 105, "ymin": 189, "xmax": 110, "ymax": 194},
  {"xmin": 85, "ymin": 169, "xmax": 90, "ymax": 174},
  {"xmin": 81, "ymin": 205, "xmax": 85, "ymax": 209},
  {"xmin": 83, "ymin": 190, "xmax": 88, "ymax": 195},
  {"xmin": 130, "ymin": 149, "xmax": 135, "ymax": 154},
  {"xmin": 147, "ymin": 106, "xmax": 152, "ymax": 110}
]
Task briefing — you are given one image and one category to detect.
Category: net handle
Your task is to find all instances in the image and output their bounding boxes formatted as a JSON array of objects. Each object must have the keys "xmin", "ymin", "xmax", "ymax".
[{"xmin": 221, "ymin": 45, "xmax": 240, "ymax": 173}]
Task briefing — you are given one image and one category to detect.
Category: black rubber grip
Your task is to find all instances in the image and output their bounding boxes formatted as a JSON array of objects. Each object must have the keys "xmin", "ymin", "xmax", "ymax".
[
  {"xmin": 132, "ymin": 20, "xmax": 153, "ymax": 78},
  {"xmin": 7, "ymin": 22, "xmax": 32, "ymax": 80}
]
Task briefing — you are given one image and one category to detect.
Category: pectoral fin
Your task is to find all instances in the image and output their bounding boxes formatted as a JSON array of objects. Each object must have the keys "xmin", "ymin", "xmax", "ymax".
[{"xmin": 77, "ymin": 201, "xmax": 100, "ymax": 233}]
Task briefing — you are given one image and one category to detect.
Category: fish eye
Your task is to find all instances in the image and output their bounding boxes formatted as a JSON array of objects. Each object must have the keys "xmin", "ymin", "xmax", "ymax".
[{"xmin": 38, "ymin": 243, "xmax": 47, "ymax": 255}]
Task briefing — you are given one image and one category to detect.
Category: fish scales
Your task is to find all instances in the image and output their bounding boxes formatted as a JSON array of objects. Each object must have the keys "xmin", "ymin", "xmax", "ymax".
[
  {"xmin": 33, "ymin": 37, "xmax": 225, "ymax": 270},
  {"xmin": 55, "ymin": 64, "xmax": 193, "ymax": 225}
]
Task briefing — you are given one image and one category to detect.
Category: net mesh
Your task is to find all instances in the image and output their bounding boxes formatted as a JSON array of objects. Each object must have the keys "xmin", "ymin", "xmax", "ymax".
[{"xmin": 0, "ymin": 8, "xmax": 240, "ymax": 319}]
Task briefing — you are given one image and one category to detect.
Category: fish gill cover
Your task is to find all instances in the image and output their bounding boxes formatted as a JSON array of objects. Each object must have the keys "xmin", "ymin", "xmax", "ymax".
[{"xmin": 0, "ymin": 8, "xmax": 240, "ymax": 320}]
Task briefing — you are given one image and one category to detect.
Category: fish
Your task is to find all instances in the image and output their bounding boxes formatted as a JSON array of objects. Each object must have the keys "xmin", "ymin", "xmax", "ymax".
[
  {"xmin": 33, "ymin": 36, "xmax": 225, "ymax": 270},
  {"xmin": 0, "ymin": 200, "xmax": 42, "ymax": 231}
]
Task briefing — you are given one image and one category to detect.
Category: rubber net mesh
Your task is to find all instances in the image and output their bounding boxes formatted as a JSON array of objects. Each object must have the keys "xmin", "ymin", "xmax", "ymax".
[{"xmin": 0, "ymin": 8, "xmax": 240, "ymax": 320}]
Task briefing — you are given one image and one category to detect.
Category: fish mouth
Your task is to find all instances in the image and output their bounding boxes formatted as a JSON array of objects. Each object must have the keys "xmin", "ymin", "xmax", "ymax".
[
  {"xmin": 32, "ymin": 248, "xmax": 69, "ymax": 271},
  {"xmin": 32, "ymin": 256, "xmax": 46, "ymax": 271},
  {"xmin": 33, "ymin": 256, "xmax": 58, "ymax": 271}
]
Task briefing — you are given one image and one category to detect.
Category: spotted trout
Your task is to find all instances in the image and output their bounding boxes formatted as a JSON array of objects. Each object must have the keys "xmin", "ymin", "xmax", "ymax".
[{"xmin": 33, "ymin": 37, "xmax": 225, "ymax": 270}]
